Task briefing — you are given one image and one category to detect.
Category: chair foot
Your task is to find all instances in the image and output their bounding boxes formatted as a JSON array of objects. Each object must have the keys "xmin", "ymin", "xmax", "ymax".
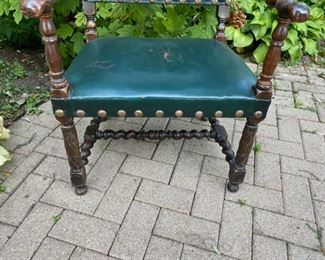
[
  {"xmin": 75, "ymin": 185, "xmax": 88, "ymax": 195},
  {"xmin": 70, "ymin": 168, "xmax": 87, "ymax": 195},
  {"xmin": 227, "ymin": 182, "xmax": 239, "ymax": 192}
]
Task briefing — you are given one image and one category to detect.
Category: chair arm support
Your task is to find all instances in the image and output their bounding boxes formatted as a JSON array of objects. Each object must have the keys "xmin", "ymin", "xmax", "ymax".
[
  {"xmin": 254, "ymin": 0, "xmax": 309, "ymax": 100},
  {"xmin": 21, "ymin": 0, "xmax": 69, "ymax": 98}
]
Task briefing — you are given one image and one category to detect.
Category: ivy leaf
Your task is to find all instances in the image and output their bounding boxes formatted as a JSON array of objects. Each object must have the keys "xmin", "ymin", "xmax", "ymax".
[
  {"xmin": 233, "ymin": 29, "xmax": 253, "ymax": 48},
  {"xmin": 71, "ymin": 31, "xmax": 84, "ymax": 53},
  {"xmin": 253, "ymin": 42, "xmax": 268, "ymax": 64},
  {"xmin": 57, "ymin": 24, "xmax": 74, "ymax": 40}
]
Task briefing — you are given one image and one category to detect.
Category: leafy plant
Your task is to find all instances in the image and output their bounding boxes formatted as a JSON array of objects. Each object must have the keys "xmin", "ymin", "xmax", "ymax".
[
  {"xmin": 253, "ymin": 143, "xmax": 262, "ymax": 153},
  {"xmin": 0, "ymin": 0, "xmax": 324, "ymax": 65},
  {"xmin": 0, "ymin": 116, "xmax": 11, "ymax": 167},
  {"xmin": 225, "ymin": 0, "xmax": 325, "ymax": 64},
  {"xmin": 294, "ymin": 98, "xmax": 304, "ymax": 109},
  {"xmin": 238, "ymin": 198, "xmax": 247, "ymax": 206},
  {"xmin": 51, "ymin": 214, "xmax": 62, "ymax": 223}
]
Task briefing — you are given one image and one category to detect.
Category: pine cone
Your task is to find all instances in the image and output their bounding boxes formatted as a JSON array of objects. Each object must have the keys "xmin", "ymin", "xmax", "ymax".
[{"xmin": 228, "ymin": 3, "xmax": 246, "ymax": 29}]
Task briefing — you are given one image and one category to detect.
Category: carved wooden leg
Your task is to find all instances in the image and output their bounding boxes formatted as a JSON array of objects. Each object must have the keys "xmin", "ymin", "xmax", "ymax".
[
  {"xmin": 57, "ymin": 117, "xmax": 87, "ymax": 195},
  {"xmin": 228, "ymin": 118, "xmax": 260, "ymax": 192}
]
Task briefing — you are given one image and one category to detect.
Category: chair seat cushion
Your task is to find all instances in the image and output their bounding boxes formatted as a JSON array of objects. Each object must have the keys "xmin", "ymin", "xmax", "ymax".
[{"xmin": 52, "ymin": 37, "xmax": 270, "ymax": 118}]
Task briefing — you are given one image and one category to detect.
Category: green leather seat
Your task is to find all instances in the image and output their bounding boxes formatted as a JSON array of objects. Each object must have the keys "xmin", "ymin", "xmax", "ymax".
[{"xmin": 52, "ymin": 37, "xmax": 270, "ymax": 118}]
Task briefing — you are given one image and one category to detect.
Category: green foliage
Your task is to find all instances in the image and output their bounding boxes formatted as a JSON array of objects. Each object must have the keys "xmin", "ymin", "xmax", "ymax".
[
  {"xmin": 253, "ymin": 143, "xmax": 262, "ymax": 153},
  {"xmin": 0, "ymin": 0, "xmax": 324, "ymax": 65},
  {"xmin": 59, "ymin": 3, "xmax": 218, "ymax": 64},
  {"xmin": 0, "ymin": 58, "xmax": 49, "ymax": 121},
  {"xmin": 0, "ymin": 0, "xmax": 40, "ymax": 48},
  {"xmin": 226, "ymin": 0, "xmax": 325, "ymax": 64}
]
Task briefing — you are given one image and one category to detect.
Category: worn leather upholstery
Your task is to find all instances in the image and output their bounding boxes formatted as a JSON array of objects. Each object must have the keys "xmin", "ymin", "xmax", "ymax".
[{"xmin": 52, "ymin": 37, "xmax": 270, "ymax": 118}]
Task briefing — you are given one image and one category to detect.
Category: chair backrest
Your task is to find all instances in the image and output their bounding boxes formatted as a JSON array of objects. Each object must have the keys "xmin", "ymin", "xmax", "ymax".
[{"xmin": 82, "ymin": 0, "xmax": 231, "ymax": 42}]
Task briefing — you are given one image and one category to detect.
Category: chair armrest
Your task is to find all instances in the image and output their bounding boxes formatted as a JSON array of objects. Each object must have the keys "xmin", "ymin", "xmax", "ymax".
[
  {"xmin": 21, "ymin": 0, "xmax": 54, "ymax": 18},
  {"xmin": 267, "ymin": 0, "xmax": 309, "ymax": 23},
  {"xmin": 254, "ymin": 0, "xmax": 309, "ymax": 100}
]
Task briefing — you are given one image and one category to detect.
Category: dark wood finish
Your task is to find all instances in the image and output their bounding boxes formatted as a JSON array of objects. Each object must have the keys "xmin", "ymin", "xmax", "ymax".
[
  {"xmin": 215, "ymin": 0, "xmax": 231, "ymax": 42},
  {"xmin": 21, "ymin": 0, "xmax": 69, "ymax": 98},
  {"xmin": 80, "ymin": 117, "xmax": 235, "ymax": 179},
  {"xmin": 57, "ymin": 117, "xmax": 87, "ymax": 195},
  {"xmin": 227, "ymin": 116, "xmax": 261, "ymax": 192},
  {"xmin": 83, "ymin": 1, "xmax": 97, "ymax": 42},
  {"xmin": 255, "ymin": 0, "xmax": 309, "ymax": 99}
]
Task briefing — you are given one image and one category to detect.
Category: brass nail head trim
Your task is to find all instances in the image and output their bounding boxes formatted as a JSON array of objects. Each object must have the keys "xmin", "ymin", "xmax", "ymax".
[
  {"xmin": 235, "ymin": 110, "xmax": 244, "ymax": 118},
  {"xmin": 55, "ymin": 109, "xmax": 64, "ymax": 118},
  {"xmin": 98, "ymin": 110, "xmax": 107, "ymax": 118},
  {"xmin": 195, "ymin": 0, "xmax": 201, "ymax": 4},
  {"xmin": 76, "ymin": 109, "xmax": 85, "ymax": 117},
  {"xmin": 175, "ymin": 110, "xmax": 183, "ymax": 118},
  {"xmin": 195, "ymin": 111, "xmax": 204, "ymax": 119},
  {"xmin": 155, "ymin": 110, "xmax": 164, "ymax": 117},
  {"xmin": 117, "ymin": 110, "xmax": 126, "ymax": 117},
  {"xmin": 134, "ymin": 110, "xmax": 144, "ymax": 117},
  {"xmin": 254, "ymin": 111, "xmax": 263, "ymax": 119},
  {"xmin": 215, "ymin": 111, "xmax": 223, "ymax": 118}
]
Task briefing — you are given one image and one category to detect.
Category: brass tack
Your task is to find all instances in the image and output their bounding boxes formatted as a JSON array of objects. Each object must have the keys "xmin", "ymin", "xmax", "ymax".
[
  {"xmin": 75, "ymin": 109, "xmax": 85, "ymax": 117},
  {"xmin": 180, "ymin": 0, "xmax": 186, "ymax": 3},
  {"xmin": 211, "ymin": 0, "xmax": 217, "ymax": 4},
  {"xmin": 225, "ymin": 0, "xmax": 231, "ymax": 5},
  {"xmin": 117, "ymin": 110, "xmax": 126, "ymax": 117},
  {"xmin": 254, "ymin": 111, "xmax": 263, "ymax": 119},
  {"xmin": 149, "ymin": 0, "xmax": 155, "ymax": 3},
  {"xmin": 134, "ymin": 110, "xmax": 144, "ymax": 117},
  {"xmin": 195, "ymin": 0, "xmax": 201, "ymax": 4},
  {"xmin": 235, "ymin": 110, "xmax": 244, "ymax": 118},
  {"xmin": 175, "ymin": 110, "xmax": 183, "ymax": 118},
  {"xmin": 155, "ymin": 110, "xmax": 164, "ymax": 117},
  {"xmin": 215, "ymin": 111, "xmax": 223, "ymax": 118},
  {"xmin": 165, "ymin": 0, "xmax": 171, "ymax": 3},
  {"xmin": 97, "ymin": 109, "xmax": 107, "ymax": 118},
  {"xmin": 195, "ymin": 111, "xmax": 204, "ymax": 119},
  {"xmin": 55, "ymin": 109, "xmax": 64, "ymax": 118}
]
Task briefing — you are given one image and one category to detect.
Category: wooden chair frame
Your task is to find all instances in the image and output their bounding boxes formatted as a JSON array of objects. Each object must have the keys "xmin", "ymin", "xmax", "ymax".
[{"xmin": 21, "ymin": 0, "xmax": 309, "ymax": 195}]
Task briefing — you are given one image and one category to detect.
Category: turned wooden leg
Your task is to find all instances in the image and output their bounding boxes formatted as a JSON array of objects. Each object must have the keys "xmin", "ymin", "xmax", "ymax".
[
  {"xmin": 227, "ymin": 118, "xmax": 260, "ymax": 192},
  {"xmin": 57, "ymin": 117, "xmax": 87, "ymax": 195}
]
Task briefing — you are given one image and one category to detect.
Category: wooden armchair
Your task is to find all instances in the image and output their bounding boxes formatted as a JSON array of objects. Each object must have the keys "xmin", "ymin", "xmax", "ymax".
[{"xmin": 21, "ymin": 0, "xmax": 309, "ymax": 195}]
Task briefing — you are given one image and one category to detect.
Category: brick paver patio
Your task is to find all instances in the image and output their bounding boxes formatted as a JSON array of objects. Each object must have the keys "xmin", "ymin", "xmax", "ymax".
[{"xmin": 0, "ymin": 62, "xmax": 325, "ymax": 259}]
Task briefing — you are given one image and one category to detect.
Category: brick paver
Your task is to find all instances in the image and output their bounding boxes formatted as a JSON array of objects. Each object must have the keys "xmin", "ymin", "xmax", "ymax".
[{"xmin": 1, "ymin": 62, "xmax": 325, "ymax": 259}]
